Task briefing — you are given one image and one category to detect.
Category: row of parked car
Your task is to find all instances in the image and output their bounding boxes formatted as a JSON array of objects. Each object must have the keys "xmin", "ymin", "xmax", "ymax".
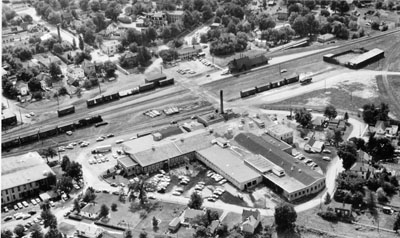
[
  {"xmin": 177, "ymin": 68, "xmax": 196, "ymax": 75},
  {"xmin": 207, "ymin": 187, "xmax": 225, "ymax": 202},
  {"xmin": 88, "ymin": 154, "xmax": 110, "ymax": 165},
  {"xmin": 206, "ymin": 170, "xmax": 227, "ymax": 185}
]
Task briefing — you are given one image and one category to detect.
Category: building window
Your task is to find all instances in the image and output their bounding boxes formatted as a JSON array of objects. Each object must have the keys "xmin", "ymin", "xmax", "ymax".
[
  {"xmin": 12, "ymin": 188, "xmax": 14, "ymax": 193},
  {"xmin": 18, "ymin": 187, "xmax": 20, "ymax": 192},
  {"xmin": 13, "ymin": 195, "xmax": 16, "ymax": 200}
]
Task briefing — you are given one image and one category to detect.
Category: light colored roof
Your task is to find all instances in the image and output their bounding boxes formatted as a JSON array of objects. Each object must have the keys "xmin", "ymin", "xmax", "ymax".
[
  {"xmin": 318, "ymin": 33, "xmax": 335, "ymax": 40},
  {"xmin": 2, "ymin": 109, "xmax": 16, "ymax": 119},
  {"xmin": 245, "ymin": 154, "xmax": 277, "ymax": 173},
  {"xmin": 117, "ymin": 156, "xmax": 137, "ymax": 168},
  {"xmin": 177, "ymin": 45, "xmax": 202, "ymax": 55},
  {"xmin": 102, "ymin": 40, "xmax": 120, "ymax": 46},
  {"xmin": 263, "ymin": 172, "xmax": 307, "ymax": 193},
  {"xmin": 242, "ymin": 209, "xmax": 260, "ymax": 221},
  {"xmin": 266, "ymin": 124, "xmax": 293, "ymax": 136},
  {"xmin": 131, "ymin": 143, "xmax": 181, "ymax": 167},
  {"xmin": 348, "ymin": 48, "xmax": 384, "ymax": 65},
  {"xmin": 2, "ymin": 152, "xmax": 55, "ymax": 191},
  {"xmin": 167, "ymin": 10, "xmax": 184, "ymax": 15},
  {"xmin": 169, "ymin": 217, "xmax": 181, "ymax": 226},
  {"xmin": 197, "ymin": 146, "xmax": 261, "ymax": 184}
]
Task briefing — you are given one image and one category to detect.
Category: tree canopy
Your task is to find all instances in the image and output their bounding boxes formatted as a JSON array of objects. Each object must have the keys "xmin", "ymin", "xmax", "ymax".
[
  {"xmin": 295, "ymin": 108, "xmax": 312, "ymax": 127},
  {"xmin": 337, "ymin": 142, "xmax": 358, "ymax": 170},
  {"xmin": 188, "ymin": 192, "xmax": 203, "ymax": 209},
  {"xmin": 324, "ymin": 105, "xmax": 338, "ymax": 119},
  {"xmin": 274, "ymin": 202, "xmax": 297, "ymax": 230}
]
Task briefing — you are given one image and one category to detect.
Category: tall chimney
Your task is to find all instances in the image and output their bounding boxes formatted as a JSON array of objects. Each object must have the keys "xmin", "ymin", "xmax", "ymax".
[
  {"xmin": 220, "ymin": 90, "xmax": 224, "ymax": 114},
  {"xmin": 57, "ymin": 24, "xmax": 61, "ymax": 42}
]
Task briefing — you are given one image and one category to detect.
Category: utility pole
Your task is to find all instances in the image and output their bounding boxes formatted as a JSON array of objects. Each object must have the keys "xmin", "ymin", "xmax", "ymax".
[
  {"xmin": 160, "ymin": 66, "xmax": 163, "ymax": 74},
  {"xmin": 19, "ymin": 109, "xmax": 23, "ymax": 127},
  {"xmin": 98, "ymin": 81, "xmax": 102, "ymax": 95}
]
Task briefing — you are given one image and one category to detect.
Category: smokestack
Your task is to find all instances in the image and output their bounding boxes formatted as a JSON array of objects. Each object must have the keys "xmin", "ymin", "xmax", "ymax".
[
  {"xmin": 220, "ymin": 90, "xmax": 224, "ymax": 114},
  {"xmin": 57, "ymin": 24, "xmax": 61, "ymax": 42}
]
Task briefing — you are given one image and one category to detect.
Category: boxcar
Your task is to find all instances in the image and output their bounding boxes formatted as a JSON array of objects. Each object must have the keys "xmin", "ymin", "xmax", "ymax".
[
  {"xmin": 240, "ymin": 87, "xmax": 257, "ymax": 98},
  {"xmin": 20, "ymin": 133, "xmax": 39, "ymax": 144},
  {"xmin": 256, "ymin": 84, "xmax": 271, "ymax": 93},
  {"xmin": 270, "ymin": 82, "xmax": 279, "ymax": 88},
  {"xmin": 131, "ymin": 87, "xmax": 140, "ymax": 95},
  {"xmin": 39, "ymin": 127, "xmax": 58, "ymax": 139},
  {"xmin": 137, "ymin": 131, "xmax": 152, "ymax": 138},
  {"xmin": 89, "ymin": 115, "xmax": 103, "ymax": 124},
  {"xmin": 57, "ymin": 105, "xmax": 75, "ymax": 117},
  {"xmin": 57, "ymin": 123, "xmax": 75, "ymax": 133},
  {"xmin": 139, "ymin": 82, "xmax": 155, "ymax": 92},
  {"xmin": 86, "ymin": 99, "xmax": 96, "ymax": 107},
  {"xmin": 2, "ymin": 138, "xmax": 20, "ymax": 150},
  {"xmin": 119, "ymin": 89, "xmax": 133, "ymax": 98},
  {"xmin": 159, "ymin": 78, "xmax": 175, "ymax": 87}
]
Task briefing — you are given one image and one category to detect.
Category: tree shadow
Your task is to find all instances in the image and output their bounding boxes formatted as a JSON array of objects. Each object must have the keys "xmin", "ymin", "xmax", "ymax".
[{"xmin": 276, "ymin": 226, "xmax": 301, "ymax": 238}]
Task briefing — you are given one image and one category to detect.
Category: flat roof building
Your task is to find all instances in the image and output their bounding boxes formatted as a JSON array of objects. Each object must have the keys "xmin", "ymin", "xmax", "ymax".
[
  {"xmin": 1, "ymin": 152, "xmax": 55, "ymax": 205},
  {"xmin": 265, "ymin": 124, "xmax": 294, "ymax": 144},
  {"xmin": 235, "ymin": 133, "xmax": 325, "ymax": 201},
  {"xmin": 347, "ymin": 48, "xmax": 384, "ymax": 69},
  {"xmin": 196, "ymin": 146, "xmax": 262, "ymax": 190}
]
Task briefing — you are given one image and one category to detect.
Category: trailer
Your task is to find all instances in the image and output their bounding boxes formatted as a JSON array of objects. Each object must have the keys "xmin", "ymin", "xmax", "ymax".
[
  {"xmin": 139, "ymin": 82, "xmax": 155, "ymax": 92},
  {"xmin": 91, "ymin": 145, "xmax": 112, "ymax": 154},
  {"xmin": 137, "ymin": 131, "xmax": 152, "ymax": 138},
  {"xmin": 57, "ymin": 105, "xmax": 75, "ymax": 117},
  {"xmin": 240, "ymin": 88, "xmax": 257, "ymax": 98}
]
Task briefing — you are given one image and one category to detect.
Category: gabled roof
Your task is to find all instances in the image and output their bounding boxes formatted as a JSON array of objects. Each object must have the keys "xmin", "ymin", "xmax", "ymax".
[
  {"xmin": 350, "ymin": 162, "xmax": 371, "ymax": 173},
  {"xmin": 82, "ymin": 59, "xmax": 94, "ymax": 68},
  {"xmin": 169, "ymin": 217, "xmax": 181, "ymax": 227},
  {"xmin": 242, "ymin": 209, "xmax": 260, "ymax": 222},
  {"xmin": 209, "ymin": 220, "xmax": 220, "ymax": 233}
]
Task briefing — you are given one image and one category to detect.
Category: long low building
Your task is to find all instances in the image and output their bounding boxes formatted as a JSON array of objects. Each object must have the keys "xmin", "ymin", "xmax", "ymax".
[
  {"xmin": 347, "ymin": 48, "xmax": 384, "ymax": 69},
  {"xmin": 235, "ymin": 133, "xmax": 325, "ymax": 201},
  {"xmin": 196, "ymin": 146, "xmax": 262, "ymax": 190},
  {"xmin": 1, "ymin": 152, "xmax": 55, "ymax": 205}
]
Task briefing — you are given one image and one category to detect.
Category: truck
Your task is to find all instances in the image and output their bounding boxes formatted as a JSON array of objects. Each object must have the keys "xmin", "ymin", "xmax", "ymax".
[
  {"xmin": 272, "ymin": 167, "xmax": 285, "ymax": 177},
  {"xmin": 91, "ymin": 145, "xmax": 112, "ymax": 154}
]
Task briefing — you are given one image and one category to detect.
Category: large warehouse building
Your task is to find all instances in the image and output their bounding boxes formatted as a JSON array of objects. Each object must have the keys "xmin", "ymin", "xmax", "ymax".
[
  {"xmin": 1, "ymin": 152, "xmax": 55, "ymax": 205},
  {"xmin": 235, "ymin": 133, "xmax": 325, "ymax": 201},
  {"xmin": 346, "ymin": 48, "xmax": 384, "ymax": 69}
]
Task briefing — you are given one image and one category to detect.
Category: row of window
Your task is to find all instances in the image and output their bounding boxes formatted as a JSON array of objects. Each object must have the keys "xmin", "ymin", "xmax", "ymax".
[
  {"xmin": 4, "ymin": 182, "xmax": 37, "ymax": 195},
  {"xmin": 290, "ymin": 181, "xmax": 325, "ymax": 199}
]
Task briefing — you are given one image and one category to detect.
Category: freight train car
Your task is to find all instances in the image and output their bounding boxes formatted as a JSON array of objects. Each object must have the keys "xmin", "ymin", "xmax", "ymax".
[
  {"xmin": 19, "ymin": 133, "xmax": 39, "ymax": 144},
  {"xmin": 139, "ymin": 82, "xmax": 155, "ymax": 92},
  {"xmin": 57, "ymin": 105, "xmax": 75, "ymax": 117},
  {"xmin": 119, "ymin": 89, "xmax": 133, "ymax": 98},
  {"xmin": 57, "ymin": 123, "xmax": 75, "ymax": 133},
  {"xmin": 2, "ymin": 138, "xmax": 20, "ymax": 150},
  {"xmin": 38, "ymin": 127, "xmax": 58, "ymax": 139},
  {"xmin": 131, "ymin": 87, "xmax": 140, "ymax": 95},
  {"xmin": 256, "ymin": 84, "xmax": 271, "ymax": 93},
  {"xmin": 240, "ymin": 87, "xmax": 257, "ymax": 98},
  {"xmin": 159, "ymin": 78, "xmax": 174, "ymax": 87}
]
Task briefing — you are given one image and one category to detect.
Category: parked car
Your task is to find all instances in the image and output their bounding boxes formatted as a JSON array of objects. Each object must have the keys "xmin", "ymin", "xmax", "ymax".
[
  {"xmin": 49, "ymin": 201, "xmax": 55, "ymax": 207},
  {"xmin": 96, "ymin": 136, "xmax": 105, "ymax": 142},
  {"xmin": 322, "ymin": 156, "xmax": 331, "ymax": 161},
  {"xmin": 31, "ymin": 199, "xmax": 37, "ymax": 205},
  {"xmin": 107, "ymin": 134, "xmax": 115, "ymax": 138},
  {"xmin": 116, "ymin": 139, "xmax": 124, "ymax": 144},
  {"xmin": 3, "ymin": 206, "xmax": 9, "ymax": 213},
  {"xmin": 17, "ymin": 203, "xmax": 23, "ymax": 209},
  {"xmin": 28, "ymin": 211, "xmax": 37, "ymax": 215},
  {"xmin": 4, "ymin": 216, "xmax": 12, "ymax": 222},
  {"xmin": 35, "ymin": 198, "xmax": 41, "ymax": 204},
  {"xmin": 322, "ymin": 149, "xmax": 331, "ymax": 154},
  {"xmin": 66, "ymin": 131, "xmax": 73, "ymax": 136},
  {"xmin": 14, "ymin": 205, "xmax": 19, "ymax": 211}
]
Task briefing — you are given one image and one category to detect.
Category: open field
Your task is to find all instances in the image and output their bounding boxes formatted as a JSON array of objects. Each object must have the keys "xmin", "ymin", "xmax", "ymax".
[{"xmin": 387, "ymin": 75, "xmax": 400, "ymax": 103}]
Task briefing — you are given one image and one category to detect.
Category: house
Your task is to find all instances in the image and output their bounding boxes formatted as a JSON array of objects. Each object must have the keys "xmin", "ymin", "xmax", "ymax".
[
  {"xmin": 209, "ymin": 220, "xmax": 220, "ymax": 235},
  {"xmin": 317, "ymin": 33, "xmax": 335, "ymax": 43},
  {"xmin": 120, "ymin": 51, "xmax": 138, "ymax": 67},
  {"xmin": 168, "ymin": 217, "xmax": 181, "ymax": 232},
  {"xmin": 2, "ymin": 109, "xmax": 17, "ymax": 128},
  {"xmin": 106, "ymin": 22, "xmax": 119, "ymax": 36},
  {"xmin": 80, "ymin": 203, "xmax": 100, "ymax": 219},
  {"xmin": 82, "ymin": 60, "xmax": 96, "ymax": 76},
  {"xmin": 334, "ymin": 203, "xmax": 352, "ymax": 218},
  {"xmin": 228, "ymin": 55, "xmax": 269, "ymax": 72},
  {"xmin": 241, "ymin": 209, "xmax": 261, "ymax": 234},
  {"xmin": 75, "ymin": 223, "xmax": 104, "ymax": 238},
  {"xmin": 304, "ymin": 138, "xmax": 325, "ymax": 153},
  {"xmin": 386, "ymin": 125, "xmax": 399, "ymax": 137},
  {"xmin": 144, "ymin": 11, "xmax": 167, "ymax": 26},
  {"xmin": 181, "ymin": 208, "xmax": 205, "ymax": 225},
  {"xmin": 177, "ymin": 45, "xmax": 203, "ymax": 60},
  {"xmin": 276, "ymin": 10, "xmax": 288, "ymax": 20},
  {"xmin": 100, "ymin": 40, "xmax": 120, "ymax": 56},
  {"xmin": 312, "ymin": 116, "xmax": 327, "ymax": 131},
  {"xmin": 166, "ymin": 10, "xmax": 184, "ymax": 23},
  {"xmin": 66, "ymin": 65, "xmax": 85, "ymax": 84},
  {"xmin": 350, "ymin": 162, "xmax": 372, "ymax": 179}
]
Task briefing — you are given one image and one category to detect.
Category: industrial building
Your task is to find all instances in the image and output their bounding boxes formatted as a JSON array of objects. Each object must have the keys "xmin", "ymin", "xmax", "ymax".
[
  {"xmin": 1, "ymin": 152, "xmax": 55, "ymax": 205},
  {"xmin": 196, "ymin": 146, "xmax": 262, "ymax": 190},
  {"xmin": 236, "ymin": 133, "xmax": 325, "ymax": 201},
  {"xmin": 265, "ymin": 124, "xmax": 294, "ymax": 144},
  {"xmin": 228, "ymin": 54, "xmax": 269, "ymax": 72},
  {"xmin": 176, "ymin": 45, "xmax": 203, "ymax": 60},
  {"xmin": 144, "ymin": 73, "xmax": 167, "ymax": 86},
  {"xmin": 347, "ymin": 48, "xmax": 384, "ymax": 69}
]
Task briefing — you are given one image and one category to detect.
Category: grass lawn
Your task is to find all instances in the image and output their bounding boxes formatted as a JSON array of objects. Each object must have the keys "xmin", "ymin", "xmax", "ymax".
[{"xmin": 58, "ymin": 222, "xmax": 76, "ymax": 236}]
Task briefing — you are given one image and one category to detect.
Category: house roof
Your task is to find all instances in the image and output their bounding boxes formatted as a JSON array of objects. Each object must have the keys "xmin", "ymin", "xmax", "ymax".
[
  {"xmin": 242, "ymin": 209, "xmax": 260, "ymax": 222},
  {"xmin": 82, "ymin": 59, "xmax": 94, "ymax": 68},
  {"xmin": 312, "ymin": 116, "xmax": 325, "ymax": 126},
  {"xmin": 166, "ymin": 10, "xmax": 184, "ymax": 16},
  {"xmin": 243, "ymin": 215, "xmax": 258, "ymax": 228},
  {"xmin": 117, "ymin": 156, "xmax": 138, "ymax": 168},
  {"xmin": 2, "ymin": 152, "xmax": 55, "ymax": 190},
  {"xmin": 81, "ymin": 203, "xmax": 99, "ymax": 214},
  {"xmin": 2, "ymin": 109, "xmax": 16, "ymax": 120},
  {"xmin": 169, "ymin": 217, "xmax": 181, "ymax": 227},
  {"xmin": 375, "ymin": 120, "xmax": 386, "ymax": 131},
  {"xmin": 183, "ymin": 208, "xmax": 204, "ymax": 220},
  {"xmin": 350, "ymin": 162, "xmax": 370, "ymax": 173},
  {"xmin": 209, "ymin": 220, "xmax": 220, "ymax": 233},
  {"xmin": 235, "ymin": 133, "xmax": 323, "ymax": 186},
  {"xmin": 177, "ymin": 45, "xmax": 202, "ymax": 55}
]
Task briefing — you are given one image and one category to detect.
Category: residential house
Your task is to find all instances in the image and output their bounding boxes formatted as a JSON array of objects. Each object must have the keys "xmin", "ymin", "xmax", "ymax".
[
  {"xmin": 2, "ymin": 109, "xmax": 17, "ymax": 128},
  {"xmin": 350, "ymin": 162, "xmax": 372, "ymax": 179},
  {"xmin": 100, "ymin": 40, "xmax": 120, "ymax": 56},
  {"xmin": 317, "ymin": 33, "xmax": 335, "ymax": 43},
  {"xmin": 177, "ymin": 45, "xmax": 202, "ymax": 60},
  {"xmin": 265, "ymin": 124, "xmax": 294, "ymax": 144},
  {"xmin": 33, "ymin": 54, "xmax": 62, "ymax": 69},
  {"xmin": 180, "ymin": 208, "xmax": 205, "ymax": 225},
  {"xmin": 166, "ymin": 10, "xmax": 184, "ymax": 23},
  {"xmin": 144, "ymin": 11, "xmax": 167, "ymax": 26},
  {"xmin": 386, "ymin": 125, "xmax": 399, "ymax": 138},
  {"xmin": 241, "ymin": 209, "xmax": 261, "ymax": 234},
  {"xmin": 106, "ymin": 22, "xmax": 119, "ymax": 36},
  {"xmin": 120, "ymin": 51, "xmax": 138, "ymax": 67},
  {"xmin": 209, "ymin": 220, "xmax": 220, "ymax": 235},
  {"xmin": 66, "ymin": 65, "xmax": 85, "ymax": 85},
  {"xmin": 75, "ymin": 223, "xmax": 104, "ymax": 238},
  {"xmin": 276, "ymin": 10, "xmax": 289, "ymax": 20},
  {"xmin": 334, "ymin": 203, "xmax": 352, "ymax": 218},
  {"xmin": 80, "ymin": 203, "xmax": 100, "ymax": 219},
  {"xmin": 304, "ymin": 138, "xmax": 325, "ymax": 153},
  {"xmin": 312, "ymin": 116, "xmax": 327, "ymax": 131},
  {"xmin": 82, "ymin": 60, "xmax": 96, "ymax": 77},
  {"xmin": 168, "ymin": 217, "xmax": 181, "ymax": 232},
  {"xmin": 36, "ymin": 72, "xmax": 51, "ymax": 89}
]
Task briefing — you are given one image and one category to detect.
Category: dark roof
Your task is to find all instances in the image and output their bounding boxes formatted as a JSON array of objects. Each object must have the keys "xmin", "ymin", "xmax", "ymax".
[
  {"xmin": 157, "ymin": 126, "xmax": 183, "ymax": 138},
  {"xmin": 335, "ymin": 203, "xmax": 352, "ymax": 211},
  {"xmin": 235, "ymin": 133, "xmax": 323, "ymax": 186},
  {"xmin": 242, "ymin": 209, "xmax": 260, "ymax": 222},
  {"xmin": 229, "ymin": 55, "xmax": 268, "ymax": 69}
]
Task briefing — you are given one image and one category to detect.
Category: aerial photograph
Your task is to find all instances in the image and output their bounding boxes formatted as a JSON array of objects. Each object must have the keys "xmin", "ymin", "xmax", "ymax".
[{"xmin": 1, "ymin": 0, "xmax": 400, "ymax": 237}]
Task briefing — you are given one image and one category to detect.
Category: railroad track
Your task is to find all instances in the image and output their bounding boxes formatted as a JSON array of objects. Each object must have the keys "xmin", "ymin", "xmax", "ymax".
[{"xmin": 2, "ymin": 88, "xmax": 190, "ymax": 140}]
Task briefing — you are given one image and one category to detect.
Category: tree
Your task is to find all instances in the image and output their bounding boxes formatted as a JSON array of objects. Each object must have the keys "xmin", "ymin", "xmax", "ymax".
[
  {"xmin": 1, "ymin": 230, "xmax": 13, "ymax": 238},
  {"xmin": 324, "ymin": 105, "xmax": 338, "ymax": 119},
  {"xmin": 274, "ymin": 202, "xmax": 297, "ymax": 230},
  {"xmin": 49, "ymin": 62, "xmax": 62, "ymax": 80},
  {"xmin": 66, "ymin": 161, "xmax": 82, "ymax": 180},
  {"xmin": 105, "ymin": 1, "xmax": 122, "ymax": 21},
  {"xmin": 188, "ymin": 192, "xmax": 203, "ymax": 209},
  {"xmin": 103, "ymin": 61, "xmax": 117, "ymax": 77},
  {"xmin": 41, "ymin": 210, "xmax": 57, "ymax": 229},
  {"xmin": 56, "ymin": 176, "xmax": 73, "ymax": 194},
  {"xmin": 159, "ymin": 49, "xmax": 178, "ymax": 62},
  {"xmin": 100, "ymin": 204, "xmax": 110, "ymax": 218},
  {"xmin": 79, "ymin": 35, "xmax": 84, "ymax": 50},
  {"xmin": 152, "ymin": 216, "xmax": 159, "ymax": 230},
  {"xmin": 337, "ymin": 142, "xmax": 358, "ymax": 170},
  {"xmin": 82, "ymin": 187, "xmax": 96, "ymax": 203},
  {"xmin": 59, "ymin": 0, "xmax": 69, "ymax": 9},
  {"xmin": 325, "ymin": 192, "xmax": 331, "ymax": 204},
  {"xmin": 139, "ymin": 231, "xmax": 147, "ymax": 238},
  {"xmin": 84, "ymin": 29, "xmax": 95, "ymax": 45},
  {"xmin": 367, "ymin": 135, "xmax": 395, "ymax": 162},
  {"xmin": 14, "ymin": 224, "xmax": 25, "ymax": 238},
  {"xmin": 216, "ymin": 224, "xmax": 228, "ymax": 237},
  {"xmin": 147, "ymin": 27, "xmax": 157, "ymax": 42},
  {"xmin": 137, "ymin": 47, "xmax": 151, "ymax": 66},
  {"xmin": 48, "ymin": 11, "xmax": 62, "ymax": 25},
  {"xmin": 79, "ymin": 0, "xmax": 90, "ymax": 11},
  {"xmin": 201, "ymin": 4, "xmax": 213, "ymax": 21},
  {"xmin": 44, "ymin": 229, "xmax": 62, "ymax": 238},
  {"xmin": 333, "ymin": 130, "xmax": 343, "ymax": 147},
  {"xmin": 295, "ymin": 108, "xmax": 312, "ymax": 127},
  {"xmin": 73, "ymin": 199, "xmax": 81, "ymax": 214},
  {"xmin": 16, "ymin": 68, "xmax": 34, "ymax": 82},
  {"xmin": 259, "ymin": 15, "xmax": 276, "ymax": 30},
  {"xmin": 58, "ymin": 86, "xmax": 68, "ymax": 96},
  {"xmin": 344, "ymin": 112, "xmax": 349, "ymax": 122},
  {"xmin": 394, "ymin": 213, "xmax": 400, "ymax": 231},
  {"xmin": 111, "ymin": 203, "xmax": 117, "ymax": 211},
  {"xmin": 61, "ymin": 155, "xmax": 71, "ymax": 171},
  {"xmin": 28, "ymin": 78, "xmax": 43, "ymax": 92},
  {"xmin": 13, "ymin": 47, "xmax": 33, "ymax": 61},
  {"xmin": 90, "ymin": 0, "xmax": 101, "ymax": 11},
  {"xmin": 194, "ymin": 226, "xmax": 210, "ymax": 238}
]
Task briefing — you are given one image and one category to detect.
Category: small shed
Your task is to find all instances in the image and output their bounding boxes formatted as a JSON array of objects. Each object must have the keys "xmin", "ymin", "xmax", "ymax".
[{"xmin": 168, "ymin": 217, "xmax": 181, "ymax": 232}]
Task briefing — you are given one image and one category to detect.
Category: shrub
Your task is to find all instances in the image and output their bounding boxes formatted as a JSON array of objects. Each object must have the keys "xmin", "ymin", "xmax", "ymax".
[
  {"xmin": 111, "ymin": 203, "xmax": 117, "ymax": 211},
  {"xmin": 377, "ymin": 188, "xmax": 389, "ymax": 204},
  {"xmin": 318, "ymin": 210, "xmax": 338, "ymax": 222},
  {"xmin": 382, "ymin": 182, "xmax": 396, "ymax": 196}
]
